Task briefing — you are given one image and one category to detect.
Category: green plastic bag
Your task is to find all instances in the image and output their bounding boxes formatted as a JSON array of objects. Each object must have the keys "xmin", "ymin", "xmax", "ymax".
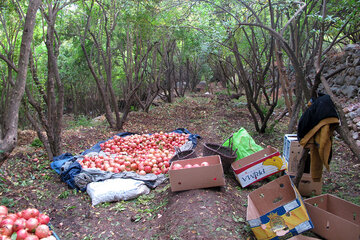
[{"xmin": 223, "ymin": 128, "xmax": 263, "ymax": 160}]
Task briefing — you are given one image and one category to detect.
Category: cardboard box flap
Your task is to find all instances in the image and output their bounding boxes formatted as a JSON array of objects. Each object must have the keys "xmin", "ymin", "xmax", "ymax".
[
  {"xmin": 247, "ymin": 175, "xmax": 297, "ymax": 219},
  {"xmin": 304, "ymin": 194, "xmax": 360, "ymax": 226},
  {"xmin": 171, "ymin": 155, "xmax": 221, "ymax": 168},
  {"xmin": 232, "ymin": 146, "xmax": 279, "ymax": 170}
]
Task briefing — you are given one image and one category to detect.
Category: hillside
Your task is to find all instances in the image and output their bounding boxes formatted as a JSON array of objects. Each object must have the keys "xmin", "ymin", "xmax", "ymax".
[{"xmin": 1, "ymin": 93, "xmax": 359, "ymax": 240}]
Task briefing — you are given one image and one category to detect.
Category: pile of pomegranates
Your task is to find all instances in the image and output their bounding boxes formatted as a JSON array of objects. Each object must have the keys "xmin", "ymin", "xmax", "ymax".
[
  {"xmin": 0, "ymin": 205, "xmax": 56, "ymax": 240},
  {"xmin": 78, "ymin": 132, "xmax": 190, "ymax": 175}
]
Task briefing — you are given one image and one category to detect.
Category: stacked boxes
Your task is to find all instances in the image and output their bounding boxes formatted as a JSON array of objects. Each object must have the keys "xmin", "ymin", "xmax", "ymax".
[
  {"xmin": 283, "ymin": 134, "xmax": 303, "ymax": 173},
  {"xmin": 283, "ymin": 134, "xmax": 322, "ymax": 197}
]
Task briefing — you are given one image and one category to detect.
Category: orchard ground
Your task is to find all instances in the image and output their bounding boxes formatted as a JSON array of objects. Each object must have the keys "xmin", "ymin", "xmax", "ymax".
[{"xmin": 1, "ymin": 93, "xmax": 359, "ymax": 240}]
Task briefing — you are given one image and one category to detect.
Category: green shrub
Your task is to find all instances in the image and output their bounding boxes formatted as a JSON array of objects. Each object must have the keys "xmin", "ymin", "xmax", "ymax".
[{"xmin": 31, "ymin": 138, "xmax": 43, "ymax": 148}]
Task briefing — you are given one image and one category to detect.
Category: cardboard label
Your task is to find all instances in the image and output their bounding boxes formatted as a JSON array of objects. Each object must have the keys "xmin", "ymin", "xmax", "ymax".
[
  {"xmin": 250, "ymin": 204, "xmax": 313, "ymax": 240},
  {"xmin": 235, "ymin": 156, "xmax": 286, "ymax": 187}
]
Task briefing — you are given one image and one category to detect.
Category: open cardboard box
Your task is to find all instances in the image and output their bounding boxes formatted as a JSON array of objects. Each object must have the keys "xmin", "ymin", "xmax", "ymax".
[
  {"xmin": 247, "ymin": 175, "xmax": 313, "ymax": 240},
  {"xmin": 304, "ymin": 194, "xmax": 360, "ymax": 240},
  {"xmin": 168, "ymin": 155, "xmax": 225, "ymax": 192},
  {"xmin": 232, "ymin": 146, "xmax": 286, "ymax": 187},
  {"xmin": 287, "ymin": 172, "xmax": 322, "ymax": 197}
]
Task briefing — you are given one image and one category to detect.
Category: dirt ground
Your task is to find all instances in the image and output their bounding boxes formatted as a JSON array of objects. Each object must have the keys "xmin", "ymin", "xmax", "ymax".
[{"xmin": 1, "ymin": 93, "xmax": 359, "ymax": 240}]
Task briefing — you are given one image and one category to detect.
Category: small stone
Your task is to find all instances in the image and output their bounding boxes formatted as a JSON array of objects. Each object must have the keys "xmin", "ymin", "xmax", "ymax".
[
  {"xmin": 349, "ymin": 111, "xmax": 357, "ymax": 119},
  {"xmin": 355, "ymin": 66, "xmax": 360, "ymax": 76},
  {"xmin": 353, "ymin": 117, "xmax": 360, "ymax": 125},
  {"xmin": 356, "ymin": 108, "xmax": 360, "ymax": 117},
  {"xmin": 343, "ymin": 107, "xmax": 350, "ymax": 114},
  {"xmin": 353, "ymin": 132, "xmax": 359, "ymax": 140},
  {"xmin": 345, "ymin": 44, "xmax": 357, "ymax": 51},
  {"xmin": 335, "ymin": 75, "xmax": 345, "ymax": 85},
  {"xmin": 354, "ymin": 57, "xmax": 360, "ymax": 66},
  {"xmin": 346, "ymin": 68, "xmax": 355, "ymax": 76},
  {"xmin": 344, "ymin": 85, "xmax": 358, "ymax": 98},
  {"xmin": 357, "ymin": 140, "xmax": 360, "ymax": 148}
]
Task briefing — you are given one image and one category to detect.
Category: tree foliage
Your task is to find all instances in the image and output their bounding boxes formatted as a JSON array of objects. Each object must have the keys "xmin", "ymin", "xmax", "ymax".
[{"xmin": 0, "ymin": 0, "xmax": 359, "ymax": 160}]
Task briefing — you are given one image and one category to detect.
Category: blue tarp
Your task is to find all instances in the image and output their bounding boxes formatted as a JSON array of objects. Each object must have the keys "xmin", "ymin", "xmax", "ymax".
[{"xmin": 51, "ymin": 128, "xmax": 200, "ymax": 190}]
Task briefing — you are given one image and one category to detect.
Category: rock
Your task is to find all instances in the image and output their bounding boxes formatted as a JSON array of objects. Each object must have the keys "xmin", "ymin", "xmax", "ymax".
[
  {"xmin": 334, "ymin": 75, "xmax": 345, "ymax": 85},
  {"xmin": 357, "ymin": 121, "xmax": 360, "ymax": 128},
  {"xmin": 356, "ymin": 108, "xmax": 360, "ymax": 117},
  {"xmin": 348, "ymin": 76, "xmax": 357, "ymax": 85},
  {"xmin": 345, "ymin": 44, "xmax": 358, "ymax": 51},
  {"xmin": 355, "ymin": 66, "xmax": 360, "ymax": 76},
  {"xmin": 357, "ymin": 140, "xmax": 360, "ymax": 148},
  {"xmin": 354, "ymin": 57, "xmax": 360, "ymax": 66},
  {"xmin": 329, "ymin": 86, "xmax": 338, "ymax": 94},
  {"xmin": 347, "ymin": 67, "xmax": 355, "ymax": 76},
  {"xmin": 356, "ymin": 76, "xmax": 360, "ymax": 87},
  {"xmin": 343, "ymin": 107, "xmax": 350, "ymax": 114},
  {"xmin": 353, "ymin": 132, "xmax": 359, "ymax": 140},
  {"xmin": 336, "ymin": 87, "xmax": 343, "ymax": 96},
  {"xmin": 353, "ymin": 117, "xmax": 360, "ymax": 124},
  {"xmin": 349, "ymin": 111, "xmax": 357, "ymax": 119},
  {"xmin": 341, "ymin": 85, "xmax": 358, "ymax": 98}
]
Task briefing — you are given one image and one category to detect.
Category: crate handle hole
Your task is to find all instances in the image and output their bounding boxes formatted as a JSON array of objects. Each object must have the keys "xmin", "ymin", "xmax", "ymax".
[
  {"xmin": 178, "ymin": 182, "xmax": 182, "ymax": 185},
  {"xmin": 273, "ymin": 196, "xmax": 283, "ymax": 204},
  {"xmin": 353, "ymin": 213, "xmax": 357, "ymax": 221},
  {"xmin": 279, "ymin": 183, "xmax": 284, "ymax": 188},
  {"xmin": 259, "ymin": 193, "xmax": 265, "ymax": 198},
  {"xmin": 326, "ymin": 220, "xmax": 330, "ymax": 230}
]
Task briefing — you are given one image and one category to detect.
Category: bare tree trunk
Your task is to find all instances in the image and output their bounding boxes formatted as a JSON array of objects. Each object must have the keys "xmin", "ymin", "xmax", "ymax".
[
  {"xmin": 44, "ymin": 11, "xmax": 64, "ymax": 157},
  {"xmin": 274, "ymin": 45, "xmax": 293, "ymax": 117},
  {"xmin": 0, "ymin": 0, "xmax": 41, "ymax": 165}
]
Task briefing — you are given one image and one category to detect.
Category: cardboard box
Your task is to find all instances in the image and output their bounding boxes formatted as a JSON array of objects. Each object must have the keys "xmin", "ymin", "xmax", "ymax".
[
  {"xmin": 283, "ymin": 134, "xmax": 306, "ymax": 173},
  {"xmin": 168, "ymin": 155, "xmax": 225, "ymax": 192},
  {"xmin": 287, "ymin": 172, "xmax": 322, "ymax": 197},
  {"xmin": 231, "ymin": 146, "xmax": 286, "ymax": 187},
  {"xmin": 289, "ymin": 235, "xmax": 320, "ymax": 240},
  {"xmin": 304, "ymin": 194, "xmax": 360, "ymax": 240},
  {"xmin": 247, "ymin": 175, "xmax": 313, "ymax": 240}
]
